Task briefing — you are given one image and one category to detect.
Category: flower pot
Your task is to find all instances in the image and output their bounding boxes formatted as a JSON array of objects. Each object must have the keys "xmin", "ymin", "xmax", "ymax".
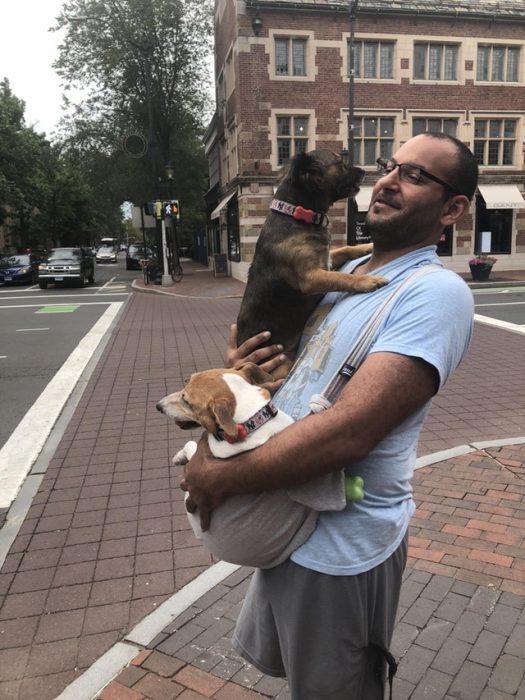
[{"xmin": 469, "ymin": 264, "xmax": 491, "ymax": 281}]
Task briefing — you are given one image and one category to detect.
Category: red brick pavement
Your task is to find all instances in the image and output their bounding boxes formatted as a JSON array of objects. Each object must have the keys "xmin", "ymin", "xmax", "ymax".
[{"xmin": 0, "ymin": 264, "xmax": 524, "ymax": 700}]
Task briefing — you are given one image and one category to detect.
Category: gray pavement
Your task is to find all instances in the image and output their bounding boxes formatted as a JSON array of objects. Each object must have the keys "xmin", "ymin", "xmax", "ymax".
[{"xmin": 0, "ymin": 260, "xmax": 524, "ymax": 700}]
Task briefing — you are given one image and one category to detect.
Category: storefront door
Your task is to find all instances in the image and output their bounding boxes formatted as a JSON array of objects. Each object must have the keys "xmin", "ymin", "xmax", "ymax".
[{"xmin": 475, "ymin": 197, "xmax": 512, "ymax": 253}]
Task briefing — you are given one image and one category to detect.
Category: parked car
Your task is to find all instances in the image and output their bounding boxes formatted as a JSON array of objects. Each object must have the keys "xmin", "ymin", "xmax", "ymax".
[
  {"xmin": 126, "ymin": 244, "xmax": 154, "ymax": 270},
  {"xmin": 0, "ymin": 252, "xmax": 44, "ymax": 285},
  {"xmin": 95, "ymin": 246, "xmax": 117, "ymax": 264},
  {"xmin": 38, "ymin": 248, "xmax": 95, "ymax": 289}
]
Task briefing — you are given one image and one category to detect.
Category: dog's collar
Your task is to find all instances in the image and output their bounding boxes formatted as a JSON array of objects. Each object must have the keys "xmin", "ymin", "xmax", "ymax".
[
  {"xmin": 270, "ymin": 198, "xmax": 329, "ymax": 227},
  {"xmin": 215, "ymin": 401, "xmax": 279, "ymax": 444}
]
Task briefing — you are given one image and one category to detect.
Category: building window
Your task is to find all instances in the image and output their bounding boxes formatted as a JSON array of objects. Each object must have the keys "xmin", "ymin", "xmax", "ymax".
[
  {"xmin": 277, "ymin": 116, "xmax": 309, "ymax": 165},
  {"xmin": 275, "ymin": 37, "xmax": 307, "ymax": 76},
  {"xmin": 413, "ymin": 43, "xmax": 458, "ymax": 80},
  {"xmin": 353, "ymin": 117, "xmax": 394, "ymax": 165},
  {"xmin": 413, "ymin": 118, "xmax": 457, "ymax": 137},
  {"xmin": 350, "ymin": 41, "xmax": 394, "ymax": 79},
  {"xmin": 474, "ymin": 119, "xmax": 516, "ymax": 165},
  {"xmin": 477, "ymin": 45, "xmax": 520, "ymax": 82}
]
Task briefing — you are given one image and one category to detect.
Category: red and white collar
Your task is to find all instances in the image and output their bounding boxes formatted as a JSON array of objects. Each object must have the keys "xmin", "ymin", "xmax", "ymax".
[
  {"xmin": 270, "ymin": 198, "xmax": 328, "ymax": 227},
  {"xmin": 215, "ymin": 401, "xmax": 278, "ymax": 444}
]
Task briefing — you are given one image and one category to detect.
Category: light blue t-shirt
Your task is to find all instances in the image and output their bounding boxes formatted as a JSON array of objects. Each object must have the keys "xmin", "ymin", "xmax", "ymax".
[{"xmin": 272, "ymin": 246, "xmax": 474, "ymax": 576}]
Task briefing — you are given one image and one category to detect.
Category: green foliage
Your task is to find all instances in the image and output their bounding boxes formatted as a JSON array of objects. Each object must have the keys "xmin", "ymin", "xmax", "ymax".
[
  {"xmin": 0, "ymin": 78, "xmax": 124, "ymax": 251},
  {"xmin": 53, "ymin": 0, "xmax": 214, "ymax": 241}
]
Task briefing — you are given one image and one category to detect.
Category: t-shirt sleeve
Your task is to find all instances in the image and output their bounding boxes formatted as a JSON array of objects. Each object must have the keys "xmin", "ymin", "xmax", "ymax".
[{"xmin": 369, "ymin": 270, "xmax": 475, "ymax": 388}]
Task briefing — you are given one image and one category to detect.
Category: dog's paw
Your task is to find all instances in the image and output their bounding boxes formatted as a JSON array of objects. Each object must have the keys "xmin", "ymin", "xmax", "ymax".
[
  {"xmin": 353, "ymin": 274, "xmax": 388, "ymax": 293},
  {"xmin": 172, "ymin": 440, "xmax": 198, "ymax": 466}
]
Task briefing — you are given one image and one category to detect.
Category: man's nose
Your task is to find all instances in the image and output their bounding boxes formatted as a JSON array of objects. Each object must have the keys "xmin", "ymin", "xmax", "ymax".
[{"xmin": 378, "ymin": 167, "xmax": 400, "ymax": 188}]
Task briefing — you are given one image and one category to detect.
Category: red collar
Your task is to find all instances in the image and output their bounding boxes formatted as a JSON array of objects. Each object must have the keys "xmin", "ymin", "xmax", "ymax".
[
  {"xmin": 215, "ymin": 402, "xmax": 278, "ymax": 444},
  {"xmin": 270, "ymin": 198, "xmax": 328, "ymax": 227}
]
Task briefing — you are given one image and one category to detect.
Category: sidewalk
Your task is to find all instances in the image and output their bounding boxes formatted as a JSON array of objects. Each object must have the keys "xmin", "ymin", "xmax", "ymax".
[{"xmin": 0, "ymin": 261, "xmax": 524, "ymax": 700}]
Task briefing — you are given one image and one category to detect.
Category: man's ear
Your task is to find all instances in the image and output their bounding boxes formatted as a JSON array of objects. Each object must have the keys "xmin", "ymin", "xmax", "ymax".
[{"xmin": 441, "ymin": 195, "xmax": 470, "ymax": 228}]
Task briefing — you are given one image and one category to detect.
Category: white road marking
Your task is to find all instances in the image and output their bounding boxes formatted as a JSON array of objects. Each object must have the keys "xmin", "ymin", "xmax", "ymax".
[
  {"xmin": 0, "ymin": 302, "xmax": 123, "ymax": 509},
  {"xmin": 16, "ymin": 328, "xmax": 50, "ymax": 332},
  {"xmin": 0, "ymin": 301, "xmax": 125, "ymax": 310},
  {"xmin": 474, "ymin": 313, "xmax": 525, "ymax": 334}
]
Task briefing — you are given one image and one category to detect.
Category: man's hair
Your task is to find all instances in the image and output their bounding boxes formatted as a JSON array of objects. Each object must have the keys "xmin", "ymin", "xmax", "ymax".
[{"xmin": 421, "ymin": 132, "xmax": 479, "ymax": 201}]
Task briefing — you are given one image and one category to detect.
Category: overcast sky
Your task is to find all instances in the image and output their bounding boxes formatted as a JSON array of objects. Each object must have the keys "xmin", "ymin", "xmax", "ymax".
[{"xmin": 0, "ymin": 0, "xmax": 69, "ymax": 136}]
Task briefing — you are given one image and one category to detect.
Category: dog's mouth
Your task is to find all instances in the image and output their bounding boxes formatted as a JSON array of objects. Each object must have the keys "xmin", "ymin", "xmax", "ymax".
[{"xmin": 175, "ymin": 419, "xmax": 201, "ymax": 430}]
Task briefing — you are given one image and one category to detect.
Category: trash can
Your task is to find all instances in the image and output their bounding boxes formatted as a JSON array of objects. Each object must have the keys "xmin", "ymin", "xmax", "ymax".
[{"xmin": 213, "ymin": 253, "xmax": 228, "ymax": 277}]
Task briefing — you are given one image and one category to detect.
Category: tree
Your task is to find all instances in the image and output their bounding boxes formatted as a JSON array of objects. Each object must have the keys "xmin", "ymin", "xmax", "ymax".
[{"xmin": 53, "ymin": 0, "xmax": 214, "ymax": 245}]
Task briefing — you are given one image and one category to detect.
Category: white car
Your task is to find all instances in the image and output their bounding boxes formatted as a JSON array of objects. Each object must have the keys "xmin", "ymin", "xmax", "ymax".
[{"xmin": 95, "ymin": 246, "xmax": 117, "ymax": 264}]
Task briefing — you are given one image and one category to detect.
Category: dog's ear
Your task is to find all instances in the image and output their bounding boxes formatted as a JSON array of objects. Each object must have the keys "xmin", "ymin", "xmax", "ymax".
[
  {"xmin": 288, "ymin": 152, "xmax": 325, "ymax": 191},
  {"xmin": 237, "ymin": 362, "xmax": 274, "ymax": 387},
  {"xmin": 211, "ymin": 398, "xmax": 238, "ymax": 440}
]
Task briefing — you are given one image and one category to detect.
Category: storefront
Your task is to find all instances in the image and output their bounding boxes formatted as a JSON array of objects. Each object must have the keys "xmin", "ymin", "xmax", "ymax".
[{"xmin": 476, "ymin": 185, "xmax": 525, "ymax": 254}]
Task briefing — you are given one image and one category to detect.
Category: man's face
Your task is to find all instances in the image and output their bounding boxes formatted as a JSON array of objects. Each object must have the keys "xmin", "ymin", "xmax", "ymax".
[{"xmin": 365, "ymin": 135, "xmax": 458, "ymax": 251}]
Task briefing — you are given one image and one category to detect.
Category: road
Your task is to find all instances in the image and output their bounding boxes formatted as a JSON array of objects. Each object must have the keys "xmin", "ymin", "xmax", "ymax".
[
  {"xmin": 472, "ymin": 285, "xmax": 525, "ymax": 326},
  {"xmin": 0, "ymin": 255, "xmax": 144, "ymax": 507}
]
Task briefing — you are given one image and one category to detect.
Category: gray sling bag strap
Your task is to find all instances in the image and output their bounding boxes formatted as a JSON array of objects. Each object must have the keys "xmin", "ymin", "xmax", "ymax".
[
  {"xmin": 308, "ymin": 263, "xmax": 442, "ymax": 414},
  {"xmin": 288, "ymin": 263, "xmax": 443, "ymax": 513}
]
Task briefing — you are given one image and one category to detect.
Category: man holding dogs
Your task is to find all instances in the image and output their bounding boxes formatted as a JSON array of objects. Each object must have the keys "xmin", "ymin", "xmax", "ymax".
[{"xmin": 182, "ymin": 133, "xmax": 479, "ymax": 699}]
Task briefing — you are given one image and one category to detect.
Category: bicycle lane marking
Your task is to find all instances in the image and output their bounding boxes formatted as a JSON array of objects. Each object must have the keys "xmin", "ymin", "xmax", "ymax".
[{"xmin": 0, "ymin": 302, "xmax": 123, "ymax": 510}]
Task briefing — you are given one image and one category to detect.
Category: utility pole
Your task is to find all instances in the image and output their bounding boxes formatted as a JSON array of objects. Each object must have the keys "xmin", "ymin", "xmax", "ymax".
[{"xmin": 346, "ymin": 0, "xmax": 359, "ymax": 245}]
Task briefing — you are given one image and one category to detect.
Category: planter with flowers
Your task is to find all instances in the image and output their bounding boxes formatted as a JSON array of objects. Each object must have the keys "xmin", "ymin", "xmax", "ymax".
[{"xmin": 469, "ymin": 253, "xmax": 497, "ymax": 281}]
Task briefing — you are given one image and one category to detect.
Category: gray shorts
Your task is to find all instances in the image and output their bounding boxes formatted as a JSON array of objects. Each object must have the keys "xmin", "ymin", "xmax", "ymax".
[{"xmin": 232, "ymin": 534, "xmax": 408, "ymax": 700}]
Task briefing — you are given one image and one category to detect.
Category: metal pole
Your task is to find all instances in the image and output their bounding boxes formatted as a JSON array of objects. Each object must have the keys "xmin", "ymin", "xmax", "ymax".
[{"xmin": 346, "ymin": 0, "xmax": 359, "ymax": 245}]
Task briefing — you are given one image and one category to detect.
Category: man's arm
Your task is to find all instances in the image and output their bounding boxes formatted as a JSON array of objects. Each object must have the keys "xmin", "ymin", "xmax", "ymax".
[{"xmin": 182, "ymin": 350, "xmax": 439, "ymax": 529}]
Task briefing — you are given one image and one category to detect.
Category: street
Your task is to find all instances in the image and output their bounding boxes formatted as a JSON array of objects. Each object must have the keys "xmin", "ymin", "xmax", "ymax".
[{"xmin": 0, "ymin": 254, "xmax": 138, "ymax": 450}]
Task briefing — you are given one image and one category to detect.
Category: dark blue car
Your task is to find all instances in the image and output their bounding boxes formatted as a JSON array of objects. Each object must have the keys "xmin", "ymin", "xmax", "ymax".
[{"xmin": 0, "ymin": 253, "xmax": 43, "ymax": 285}]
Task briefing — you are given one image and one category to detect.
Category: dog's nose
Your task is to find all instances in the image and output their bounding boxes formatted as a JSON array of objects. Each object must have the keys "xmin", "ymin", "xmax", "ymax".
[{"xmin": 156, "ymin": 401, "xmax": 164, "ymax": 412}]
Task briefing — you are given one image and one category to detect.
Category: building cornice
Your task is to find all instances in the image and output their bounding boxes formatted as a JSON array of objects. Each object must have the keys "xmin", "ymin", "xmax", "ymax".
[{"xmin": 245, "ymin": 0, "xmax": 525, "ymax": 22}]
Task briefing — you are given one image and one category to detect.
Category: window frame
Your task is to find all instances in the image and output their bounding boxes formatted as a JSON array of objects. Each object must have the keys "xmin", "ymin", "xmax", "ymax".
[
  {"xmin": 350, "ymin": 39, "xmax": 395, "ymax": 80},
  {"xmin": 473, "ymin": 117, "xmax": 518, "ymax": 167},
  {"xmin": 476, "ymin": 44, "xmax": 521, "ymax": 83},
  {"xmin": 413, "ymin": 41, "xmax": 459, "ymax": 81},
  {"xmin": 350, "ymin": 115, "xmax": 396, "ymax": 167},
  {"xmin": 270, "ymin": 31, "xmax": 314, "ymax": 82}
]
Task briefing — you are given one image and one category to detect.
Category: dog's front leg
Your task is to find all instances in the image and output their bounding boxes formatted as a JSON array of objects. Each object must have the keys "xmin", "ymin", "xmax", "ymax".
[
  {"xmin": 299, "ymin": 267, "xmax": 387, "ymax": 294},
  {"xmin": 330, "ymin": 243, "xmax": 373, "ymax": 269},
  {"xmin": 173, "ymin": 440, "xmax": 198, "ymax": 466}
]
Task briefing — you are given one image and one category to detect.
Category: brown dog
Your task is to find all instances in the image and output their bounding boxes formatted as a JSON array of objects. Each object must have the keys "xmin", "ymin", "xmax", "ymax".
[{"xmin": 236, "ymin": 149, "xmax": 387, "ymax": 376}]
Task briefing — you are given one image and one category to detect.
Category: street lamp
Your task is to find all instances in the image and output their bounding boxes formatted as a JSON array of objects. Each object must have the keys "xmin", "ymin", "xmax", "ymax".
[{"xmin": 345, "ymin": 0, "xmax": 359, "ymax": 245}]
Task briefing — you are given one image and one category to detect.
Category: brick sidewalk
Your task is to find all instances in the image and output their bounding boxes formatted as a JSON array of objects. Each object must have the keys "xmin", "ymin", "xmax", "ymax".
[{"xmin": 0, "ymin": 268, "xmax": 524, "ymax": 700}]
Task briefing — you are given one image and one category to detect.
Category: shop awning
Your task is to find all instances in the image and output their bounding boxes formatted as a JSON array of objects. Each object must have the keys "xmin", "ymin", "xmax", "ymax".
[
  {"xmin": 210, "ymin": 192, "xmax": 236, "ymax": 220},
  {"xmin": 355, "ymin": 186, "xmax": 374, "ymax": 212},
  {"xmin": 478, "ymin": 184, "xmax": 525, "ymax": 209}
]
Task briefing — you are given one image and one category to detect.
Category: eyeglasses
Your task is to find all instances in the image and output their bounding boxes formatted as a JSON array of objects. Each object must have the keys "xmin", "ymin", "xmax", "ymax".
[{"xmin": 376, "ymin": 158, "xmax": 462, "ymax": 196}]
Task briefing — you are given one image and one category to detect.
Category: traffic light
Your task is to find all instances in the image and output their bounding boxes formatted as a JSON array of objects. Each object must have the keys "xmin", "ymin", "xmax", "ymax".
[
  {"xmin": 154, "ymin": 200, "xmax": 163, "ymax": 220},
  {"xmin": 170, "ymin": 200, "xmax": 180, "ymax": 221}
]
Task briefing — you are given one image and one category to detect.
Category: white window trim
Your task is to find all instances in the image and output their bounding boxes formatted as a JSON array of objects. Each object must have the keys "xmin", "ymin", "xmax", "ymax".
[
  {"xmin": 268, "ymin": 30, "xmax": 316, "ymax": 82},
  {"xmin": 339, "ymin": 110, "xmax": 401, "ymax": 168},
  {"xmin": 474, "ymin": 41, "xmax": 523, "ymax": 85},
  {"xmin": 270, "ymin": 109, "xmax": 317, "ymax": 170},
  {"xmin": 342, "ymin": 33, "xmax": 399, "ymax": 84},
  {"xmin": 411, "ymin": 39, "xmax": 462, "ymax": 85},
  {"xmin": 471, "ymin": 112, "xmax": 523, "ymax": 170}
]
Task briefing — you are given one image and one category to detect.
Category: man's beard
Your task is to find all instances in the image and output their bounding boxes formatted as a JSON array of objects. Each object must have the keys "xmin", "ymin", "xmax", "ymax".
[{"xmin": 365, "ymin": 207, "xmax": 433, "ymax": 251}]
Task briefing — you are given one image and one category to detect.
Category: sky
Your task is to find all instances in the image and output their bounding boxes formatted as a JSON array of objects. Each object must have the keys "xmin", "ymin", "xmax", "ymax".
[{"xmin": 0, "ymin": 0, "xmax": 70, "ymax": 137}]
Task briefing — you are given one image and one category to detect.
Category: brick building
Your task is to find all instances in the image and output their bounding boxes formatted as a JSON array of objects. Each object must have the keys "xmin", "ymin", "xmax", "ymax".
[{"xmin": 205, "ymin": 0, "xmax": 525, "ymax": 280}]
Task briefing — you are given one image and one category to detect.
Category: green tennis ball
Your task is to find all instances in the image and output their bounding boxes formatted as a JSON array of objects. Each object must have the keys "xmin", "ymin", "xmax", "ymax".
[{"xmin": 345, "ymin": 475, "xmax": 364, "ymax": 502}]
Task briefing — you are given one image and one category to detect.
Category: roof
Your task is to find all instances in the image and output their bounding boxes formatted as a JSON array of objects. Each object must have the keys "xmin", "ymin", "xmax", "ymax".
[{"xmin": 246, "ymin": 0, "xmax": 525, "ymax": 20}]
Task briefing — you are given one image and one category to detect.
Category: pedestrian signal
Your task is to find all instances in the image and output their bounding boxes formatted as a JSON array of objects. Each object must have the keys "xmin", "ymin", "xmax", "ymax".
[{"xmin": 170, "ymin": 200, "xmax": 180, "ymax": 221}]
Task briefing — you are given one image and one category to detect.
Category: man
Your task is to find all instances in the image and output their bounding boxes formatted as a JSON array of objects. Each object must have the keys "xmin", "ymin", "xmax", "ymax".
[{"xmin": 182, "ymin": 133, "xmax": 479, "ymax": 699}]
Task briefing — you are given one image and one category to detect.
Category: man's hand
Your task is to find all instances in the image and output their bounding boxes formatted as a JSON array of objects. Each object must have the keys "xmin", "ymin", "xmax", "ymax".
[
  {"xmin": 226, "ymin": 324, "xmax": 286, "ymax": 393},
  {"xmin": 180, "ymin": 437, "xmax": 229, "ymax": 531}
]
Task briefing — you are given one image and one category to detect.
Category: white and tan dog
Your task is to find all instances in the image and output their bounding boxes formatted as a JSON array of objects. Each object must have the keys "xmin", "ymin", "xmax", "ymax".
[{"xmin": 156, "ymin": 363, "xmax": 347, "ymax": 569}]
